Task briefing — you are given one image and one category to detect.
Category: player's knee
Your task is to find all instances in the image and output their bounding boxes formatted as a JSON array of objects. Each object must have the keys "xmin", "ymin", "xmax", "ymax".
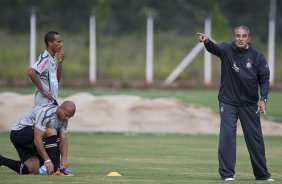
[
  {"xmin": 24, "ymin": 156, "xmax": 40, "ymax": 174},
  {"xmin": 44, "ymin": 134, "xmax": 59, "ymax": 144},
  {"xmin": 44, "ymin": 128, "xmax": 57, "ymax": 137}
]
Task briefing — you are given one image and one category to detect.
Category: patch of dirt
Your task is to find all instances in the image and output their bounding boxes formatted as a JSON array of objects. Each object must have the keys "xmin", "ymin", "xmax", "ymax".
[{"xmin": 1, "ymin": 92, "xmax": 282, "ymax": 135}]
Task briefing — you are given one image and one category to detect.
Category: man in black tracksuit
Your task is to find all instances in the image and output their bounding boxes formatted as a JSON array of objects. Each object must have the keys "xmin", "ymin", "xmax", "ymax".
[{"xmin": 197, "ymin": 26, "xmax": 274, "ymax": 181}]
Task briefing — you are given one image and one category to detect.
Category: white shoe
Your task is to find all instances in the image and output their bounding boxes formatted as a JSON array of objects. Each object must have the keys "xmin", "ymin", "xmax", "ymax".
[
  {"xmin": 225, "ymin": 178, "xmax": 235, "ymax": 181},
  {"xmin": 266, "ymin": 178, "xmax": 275, "ymax": 181}
]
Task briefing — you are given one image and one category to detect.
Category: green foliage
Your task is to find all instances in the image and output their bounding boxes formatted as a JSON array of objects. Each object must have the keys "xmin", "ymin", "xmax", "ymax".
[
  {"xmin": 0, "ymin": 132, "xmax": 281, "ymax": 183},
  {"xmin": 0, "ymin": 30, "xmax": 29, "ymax": 85},
  {"xmin": 0, "ymin": 30, "xmax": 214, "ymax": 86},
  {"xmin": 211, "ymin": 2, "xmax": 230, "ymax": 40},
  {"xmin": 1, "ymin": 0, "xmax": 282, "ymax": 86},
  {"xmin": 218, "ymin": 0, "xmax": 272, "ymax": 43}
]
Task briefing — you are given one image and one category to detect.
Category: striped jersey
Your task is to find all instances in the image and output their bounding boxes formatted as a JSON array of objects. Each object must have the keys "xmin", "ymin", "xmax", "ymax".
[
  {"xmin": 32, "ymin": 50, "xmax": 58, "ymax": 106},
  {"xmin": 12, "ymin": 103, "xmax": 68, "ymax": 133}
]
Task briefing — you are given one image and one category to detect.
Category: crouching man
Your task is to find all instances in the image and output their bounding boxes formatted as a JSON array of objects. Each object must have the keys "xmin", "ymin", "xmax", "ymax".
[{"xmin": 0, "ymin": 101, "xmax": 76, "ymax": 176}]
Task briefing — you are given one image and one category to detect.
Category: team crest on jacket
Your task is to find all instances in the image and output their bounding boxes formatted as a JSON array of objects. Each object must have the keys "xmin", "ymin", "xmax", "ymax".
[{"xmin": 245, "ymin": 59, "xmax": 252, "ymax": 69}]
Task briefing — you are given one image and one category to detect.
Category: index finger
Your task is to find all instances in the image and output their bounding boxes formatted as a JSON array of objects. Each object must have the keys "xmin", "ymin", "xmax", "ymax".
[{"xmin": 197, "ymin": 32, "xmax": 204, "ymax": 36}]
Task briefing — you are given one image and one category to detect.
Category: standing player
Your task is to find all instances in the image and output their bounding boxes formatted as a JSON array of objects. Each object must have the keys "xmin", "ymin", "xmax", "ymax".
[
  {"xmin": 28, "ymin": 31, "xmax": 65, "ymax": 106},
  {"xmin": 0, "ymin": 101, "xmax": 76, "ymax": 176},
  {"xmin": 197, "ymin": 26, "xmax": 274, "ymax": 181}
]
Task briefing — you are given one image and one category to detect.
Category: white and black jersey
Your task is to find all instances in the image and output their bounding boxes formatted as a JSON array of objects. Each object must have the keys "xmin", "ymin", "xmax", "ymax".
[
  {"xmin": 32, "ymin": 50, "xmax": 58, "ymax": 106},
  {"xmin": 12, "ymin": 103, "xmax": 67, "ymax": 133}
]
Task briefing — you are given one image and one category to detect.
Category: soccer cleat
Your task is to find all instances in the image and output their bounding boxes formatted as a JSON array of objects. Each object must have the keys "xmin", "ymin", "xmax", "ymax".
[
  {"xmin": 64, "ymin": 169, "xmax": 72, "ymax": 174},
  {"xmin": 39, "ymin": 166, "xmax": 48, "ymax": 174},
  {"xmin": 52, "ymin": 169, "xmax": 74, "ymax": 176},
  {"xmin": 40, "ymin": 165, "xmax": 72, "ymax": 175},
  {"xmin": 0, "ymin": 155, "xmax": 5, "ymax": 166},
  {"xmin": 224, "ymin": 178, "xmax": 235, "ymax": 181}
]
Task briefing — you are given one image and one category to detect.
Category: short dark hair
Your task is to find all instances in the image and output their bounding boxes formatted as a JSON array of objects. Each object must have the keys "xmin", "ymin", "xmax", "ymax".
[
  {"xmin": 234, "ymin": 26, "xmax": 250, "ymax": 36},
  {"xmin": 44, "ymin": 31, "xmax": 60, "ymax": 47}
]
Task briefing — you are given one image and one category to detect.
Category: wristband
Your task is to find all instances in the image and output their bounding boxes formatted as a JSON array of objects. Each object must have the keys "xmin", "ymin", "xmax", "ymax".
[
  {"xmin": 261, "ymin": 99, "xmax": 267, "ymax": 103},
  {"xmin": 44, "ymin": 159, "xmax": 51, "ymax": 163}
]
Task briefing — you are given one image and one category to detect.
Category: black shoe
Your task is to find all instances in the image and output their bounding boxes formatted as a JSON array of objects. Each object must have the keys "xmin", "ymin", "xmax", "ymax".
[{"xmin": 0, "ymin": 155, "xmax": 5, "ymax": 166}]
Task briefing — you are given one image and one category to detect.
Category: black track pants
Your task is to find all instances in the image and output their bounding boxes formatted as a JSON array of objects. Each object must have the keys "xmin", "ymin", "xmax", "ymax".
[{"xmin": 218, "ymin": 102, "xmax": 271, "ymax": 180}]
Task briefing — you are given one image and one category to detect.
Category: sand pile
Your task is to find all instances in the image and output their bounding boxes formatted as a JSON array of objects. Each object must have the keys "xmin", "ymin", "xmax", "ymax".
[{"xmin": 1, "ymin": 92, "xmax": 282, "ymax": 135}]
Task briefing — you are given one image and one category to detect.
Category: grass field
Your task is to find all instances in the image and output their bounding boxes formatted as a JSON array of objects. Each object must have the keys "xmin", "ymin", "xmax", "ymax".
[
  {"xmin": 1, "ymin": 88, "xmax": 281, "ymax": 183},
  {"xmin": 0, "ymin": 132, "xmax": 281, "ymax": 183}
]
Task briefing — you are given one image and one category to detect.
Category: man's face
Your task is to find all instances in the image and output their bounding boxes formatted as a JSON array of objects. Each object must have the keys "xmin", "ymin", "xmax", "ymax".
[
  {"xmin": 58, "ymin": 107, "xmax": 75, "ymax": 121},
  {"xmin": 50, "ymin": 34, "xmax": 63, "ymax": 52},
  {"xmin": 233, "ymin": 28, "xmax": 250, "ymax": 49}
]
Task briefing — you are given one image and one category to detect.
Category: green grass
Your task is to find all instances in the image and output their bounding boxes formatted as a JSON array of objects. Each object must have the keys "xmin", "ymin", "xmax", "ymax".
[
  {"xmin": 1, "ymin": 87, "xmax": 282, "ymax": 122},
  {"xmin": 0, "ymin": 132, "xmax": 281, "ymax": 183},
  {"xmin": 0, "ymin": 31, "xmax": 211, "ymax": 85},
  {"xmin": 1, "ymin": 30, "xmax": 282, "ymax": 86}
]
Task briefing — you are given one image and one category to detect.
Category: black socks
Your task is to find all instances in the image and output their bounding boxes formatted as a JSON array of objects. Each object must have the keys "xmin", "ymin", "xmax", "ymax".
[
  {"xmin": 0, "ymin": 155, "xmax": 29, "ymax": 174},
  {"xmin": 44, "ymin": 135, "xmax": 60, "ymax": 171}
]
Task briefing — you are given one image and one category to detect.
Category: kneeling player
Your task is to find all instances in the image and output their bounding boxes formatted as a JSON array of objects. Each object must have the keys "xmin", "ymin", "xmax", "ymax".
[{"xmin": 0, "ymin": 101, "xmax": 76, "ymax": 176}]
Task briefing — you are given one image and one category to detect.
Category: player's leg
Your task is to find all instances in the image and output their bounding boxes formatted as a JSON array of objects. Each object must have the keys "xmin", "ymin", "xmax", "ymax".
[
  {"xmin": 0, "ymin": 155, "xmax": 30, "ymax": 174},
  {"xmin": 23, "ymin": 155, "xmax": 41, "ymax": 174},
  {"xmin": 43, "ymin": 128, "xmax": 60, "ymax": 172},
  {"xmin": 239, "ymin": 105, "xmax": 271, "ymax": 180},
  {"xmin": 218, "ymin": 102, "xmax": 238, "ymax": 179},
  {"xmin": 1, "ymin": 126, "xmax": 37, "ymax": 174}
]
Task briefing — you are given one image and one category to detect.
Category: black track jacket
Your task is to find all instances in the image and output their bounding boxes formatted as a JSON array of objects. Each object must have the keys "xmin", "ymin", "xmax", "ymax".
[{"xmin": 204, "ymin": 40, "xmax": 270, "ymax": 106}]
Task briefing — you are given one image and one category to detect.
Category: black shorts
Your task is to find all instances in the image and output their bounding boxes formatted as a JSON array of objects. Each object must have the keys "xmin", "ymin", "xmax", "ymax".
[{"xmin": 10, "ymin": 126, "xmax": 42, "ymax": 163}]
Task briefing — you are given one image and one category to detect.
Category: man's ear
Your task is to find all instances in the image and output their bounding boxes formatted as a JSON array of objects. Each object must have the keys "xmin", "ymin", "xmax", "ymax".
[{"xmin": 56, "ymin": 106, "xmax": 61, "ymax": 114}]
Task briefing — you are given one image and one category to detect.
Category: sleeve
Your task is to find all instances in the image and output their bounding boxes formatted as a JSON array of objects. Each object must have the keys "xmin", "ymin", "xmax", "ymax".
[
  {"xmin": 60, "ymin": 121, "xmax": 68, "ymax": 133},
  {"xmin": 204, "ymin": 40, "xmax": 224, "ymax": 58},
  {"xmin": 34, "ymin": 109, "xmax": 49, "ymax": 132},
  {"xmin": 32, "ymin": 52, "xmax": 50, "ymax": 74},
  {"xmin": 257, "ymin": 53, "xmax": 270, "ymax": 100}
]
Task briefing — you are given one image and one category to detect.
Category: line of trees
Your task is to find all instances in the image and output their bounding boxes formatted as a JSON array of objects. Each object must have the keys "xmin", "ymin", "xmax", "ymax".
[
  {"xmin": 1, "ymin": 0, "xmax": 282, "ymax": 88},
  {"xmin": 1, "ymin": 0, "xmax": 281, "ymax": 41}
]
